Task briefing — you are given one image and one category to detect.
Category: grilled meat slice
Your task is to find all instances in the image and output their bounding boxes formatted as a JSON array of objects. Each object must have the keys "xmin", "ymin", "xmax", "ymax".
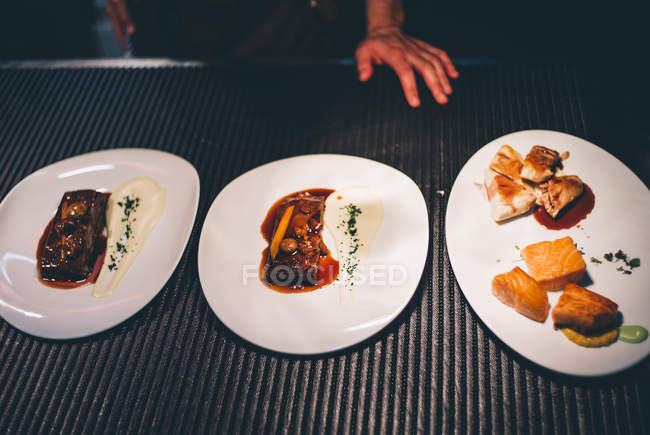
[
  {"xmin": 489, "ymin": 145, "xmax": 524, "ymax": 182},
  {"xmin": 537, "ymin": 175, "xmax": 584, "ymax": 218},
  {"xmin": 521, "ymin": 145, "xmax": 561, "ymax": 183},
  {"xmin": 484, "ymin": 169, "xmax": 537, "ymax": 222},
  {"xmin": 39, "ymin": 190, "xmax": 109, "ymax": 282}
]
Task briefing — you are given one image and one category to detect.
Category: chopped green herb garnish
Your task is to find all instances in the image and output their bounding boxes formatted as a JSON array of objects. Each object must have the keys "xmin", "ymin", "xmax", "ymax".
[
  {"xmin": 604, "ymin": 253, "xmax": 613, "ymax": 262},
  {"xmin": 628, "ymin": 258, "xmax": 640, "ymax": 269},
  {"xmin": 590, "ymin": 257, "xmax": 602, "ymax": 264},
  {"xmin": 514, "ymin": 245, "xmax": 520, "ymax": 250},
  {"xmin": 339, "ymin": 203, "xmax": 363, "ymax": 286},
  {"xmin": 107, "ymin": 195, "xmax": 140, "ymax": 272}
]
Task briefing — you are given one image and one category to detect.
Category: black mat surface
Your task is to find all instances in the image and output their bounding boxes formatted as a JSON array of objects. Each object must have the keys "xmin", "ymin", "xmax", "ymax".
[{"xmin": 0, "ymin": 62, "xmax": 648, "ymax": 434}]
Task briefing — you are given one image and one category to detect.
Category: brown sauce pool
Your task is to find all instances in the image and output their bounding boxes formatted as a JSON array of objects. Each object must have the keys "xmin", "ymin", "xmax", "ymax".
[
  {"xmin": 260, "ymin": 188, "xmax": 339, "ymax": 293},
  {"xmin": 36, "ymin": 218, "xmax": 107, "ymax": 289},
  {"xmin": 534, "ymin": 183, "xmax": 595, "ymax": 230}
]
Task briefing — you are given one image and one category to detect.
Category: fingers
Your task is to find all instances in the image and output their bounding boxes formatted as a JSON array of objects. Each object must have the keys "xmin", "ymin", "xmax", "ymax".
[
  {"xmin": 106, "ymin": 0, "xmax": 134, "ymax": 48},
  {"xmin": 356, "ymin": 33, "xmax": 458, "ymax": 107},
  {"xmin": 381, "ymin": 47, "xmax": 420, "ymax": 107},
  {"xmin": 113, "ymin": 0, "xmax": 135, "ymax": 36},
  {"xmin": 412, "ymin": 39, "xmax": 459, "ymax": 79},
  {"xmin": 355, "ymin": 46, "xmax": 374, "ymax": 82},
  {"xmin": 405, "ymin": 52, "xmax": 448, "ymax": 104},
  {"xmin": 416, "ymin": 50, "xmax": 452, "ymax": 94}
]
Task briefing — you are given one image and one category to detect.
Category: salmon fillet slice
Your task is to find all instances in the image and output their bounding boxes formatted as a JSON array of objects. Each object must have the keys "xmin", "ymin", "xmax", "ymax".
[
  {"xmin": 521, "ymin": 236, "xmax": 586, "ymax": 291},
  {"xmin": 552, "ymin": 284, "xmax": 618, "ymax": 334},
  {"xmin": 491, "ymin": 266, "xmax": 549, "ymax": 322}
]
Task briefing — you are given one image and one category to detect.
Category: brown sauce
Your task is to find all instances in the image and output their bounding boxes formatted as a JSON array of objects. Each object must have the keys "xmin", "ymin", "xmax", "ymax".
[
  {"xmin": 260, "ymin": 188, "xmax": 339, "ymax": 293},
  {"xmin": 36, "ymin": 218, "xmax": 107, "ymax": 289},
  {"xmin": 534, "ymin": 183, "xmax": 595, "ymax": 230}
]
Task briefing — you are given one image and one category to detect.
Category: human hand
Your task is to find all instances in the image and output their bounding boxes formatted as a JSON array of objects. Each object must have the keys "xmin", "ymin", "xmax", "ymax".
[
  {"xmin": 355, "ymin": 26, "xmax": 459, "ymax": 107},
  {"xmin": 106, "ymin": 0, "xmax": 135, "ymax": 48}
]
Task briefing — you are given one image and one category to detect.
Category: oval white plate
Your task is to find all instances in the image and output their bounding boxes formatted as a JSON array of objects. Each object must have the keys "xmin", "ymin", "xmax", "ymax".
[
  {"xmin": 446, "ymin": 130, "xmax": 650, "ymax": 376},
  {"xmin": 198, "ymin": 154, "xmax": 428, "ymax": 354},
  {"xmin": 0, "ymin": 149, "xmax": 200, "ymax": 339}
]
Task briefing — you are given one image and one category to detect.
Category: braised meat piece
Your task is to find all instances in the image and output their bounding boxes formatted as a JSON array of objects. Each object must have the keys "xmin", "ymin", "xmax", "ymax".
[
  {"xmin": 264, "ymin": 193, "xmax": 327, "ymax": 288},
  {"xmin": 38, "ymin": 190, "xmax": 109, "ymax": 282}
]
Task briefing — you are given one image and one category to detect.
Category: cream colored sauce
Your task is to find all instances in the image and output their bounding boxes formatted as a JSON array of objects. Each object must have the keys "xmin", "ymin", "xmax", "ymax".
[
  {"xmin": 93, "ymin": 177, "xmax": 166, "ymax": 298},
  {"xmin": 324, "ymin": 187, "xmax": 383, "ymax": 299}
]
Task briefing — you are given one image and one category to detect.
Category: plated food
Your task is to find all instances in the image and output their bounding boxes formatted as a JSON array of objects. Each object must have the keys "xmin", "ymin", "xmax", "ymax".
[
  {"xmin": 490, "ymin": 236, "xmax": 637, "ymax": 348},
  {"xmin": 261, "ymin": 189, "xmax": 338, "ymax": 292},
  {"xmin": 491, "ymin": 266, "xmax": 549, "ymax": 322},
  {"xmin": 93, "ymin": 177, "xmax": 166, "ymax": 298},
  {"xmin": 0, "ymin": 148, "xmax": 199, "ymax": 339},
  {"xmin": 38, "ymin": 190, "xmax": 109, "ymax": 287},
  {"xmin": 483, "ymin": 144, "xmax": 593, "ymax": 229},
  {"xmin": 198, "ymin": 154, "xmax": 428, "ymax": 354},
  {"xmin": 520, "ymin": 236, "xmax": 586, "ymax": 292},
  {"xmin": 447, "ymin": 129, "xmax": 650, "ymax": 375},
  {"xmin": 36, "ymin": 177, "xmax": 165, "ymax": 298},
  {"xmin": 552, "ymin": 284, "xmax": 619, "ymax": 347}
]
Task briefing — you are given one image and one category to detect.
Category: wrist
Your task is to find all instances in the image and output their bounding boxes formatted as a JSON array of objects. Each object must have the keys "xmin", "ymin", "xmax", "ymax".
[{"xmin": 366, "ymin": 24, "xmax": 402, "ymax": 37}]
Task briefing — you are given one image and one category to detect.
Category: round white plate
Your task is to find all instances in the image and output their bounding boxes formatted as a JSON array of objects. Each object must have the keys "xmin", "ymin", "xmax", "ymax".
[
  {"xmin": 0, "ymin": 149, "xmax": 200, "ymax": 339},
  {"xmin": 198, "ymin": 154, "xmax": 428, "ymax": 354},
  {"xmin": 446, "ymin": 130, "xmax": 650, "ymax": 376}
]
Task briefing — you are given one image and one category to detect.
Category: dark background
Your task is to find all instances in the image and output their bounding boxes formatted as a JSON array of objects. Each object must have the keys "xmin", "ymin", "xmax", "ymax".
[{"xmin": 0, "ymin": 1, "xmax": 647, "ymax": 178}]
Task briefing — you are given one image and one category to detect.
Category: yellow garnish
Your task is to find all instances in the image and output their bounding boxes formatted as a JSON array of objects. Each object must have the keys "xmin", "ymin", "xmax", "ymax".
[
  {"xmin": 270, "ymin": 205, "xmax": 294, "ymax": 259},
  {"xmin": 561, "ymin": 327, "xmax": 618, "ymax": 347}
]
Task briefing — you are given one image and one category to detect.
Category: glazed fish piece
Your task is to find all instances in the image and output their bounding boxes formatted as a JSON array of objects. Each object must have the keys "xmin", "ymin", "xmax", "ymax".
[
  {"xmin": 552, "ymin": 283, "xmax": 618, "ymax": 334},
  {"xmin": 489, "ymin": 145, "xmax": 524, "ymax": 182},
  {"xmin": 492, "ymin": 266, "xmax": 549, "ymax": 322},
  {"xmin": 39, "ymin": 190, "xmax": 109, "ymax": 282},
  {"xmin": 537, "ymin": 175, "xmax": 583, "ymax": 218},
  {"xmin": 484, "ymin": 169, "xmax": 537, "ymax": 222},
  {"xmin": 264, "ymin": 193, "xmax": 326, "ymax": 288},
  {"xmin": 520, "ymin": 236, "xmax": 586, "ymax": 291},
  {"xmin": 521, "ymin": 145, "xmax": 561, "ymax": 183}
]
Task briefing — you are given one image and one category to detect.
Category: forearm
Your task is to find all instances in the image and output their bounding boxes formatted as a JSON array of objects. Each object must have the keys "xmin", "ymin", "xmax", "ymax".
[{"xmin": 365, "ymin": 0, "xmax": 404, "ymax": 33}]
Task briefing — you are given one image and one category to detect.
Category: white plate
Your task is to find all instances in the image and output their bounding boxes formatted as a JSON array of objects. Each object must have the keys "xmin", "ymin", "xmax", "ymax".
[
  {"xmin": 198, "ymin": 154, "xmax": 428, "ymax": 354},
  {"xmin": 0, "ymin": 149, "xmax": 199, "ymax": 339},
  {"xmin": 446, "ymin": 130, "xmax": 650, "ymax": 376}
]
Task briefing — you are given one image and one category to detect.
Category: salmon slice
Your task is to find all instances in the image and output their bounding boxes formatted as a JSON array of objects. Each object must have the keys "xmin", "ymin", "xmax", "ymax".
[
  {"xmin": 552, "ymin": 283, "xmax": 618, "ymax": 334},
  {"xmin": 521, "ymin": 237, "xmax": 586, "ymax": 291},
  {"xmin": 521, "ymin": 145, "xmax": 561, "ymax": 183},
  {"xmin": 489, "ymin": 145, "xmax": 524, "ymax": 182},
  {"xmin": 491, "ymin": 266, "xmax": 549, "ymax": 322},
  {"xmin": 484, "ymin": 169, "xmax": 537, "ymax": 222}
]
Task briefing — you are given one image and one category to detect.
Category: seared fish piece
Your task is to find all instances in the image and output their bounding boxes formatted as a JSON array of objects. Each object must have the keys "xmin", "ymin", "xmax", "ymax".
[
  {"xmin": 492, "ymin": 266, "xmax": 549, "ymax": 322},
  {"xmin": 520, "ymin": 236, "xmax": 586, "ymax": 291},
  {"xmin": 537, "ymin": 175, "xmax": 583, "ymax": 218},
  {"xmin": 521, "ymin": 146, "xmax": 561, "ymax": 183},
  {"xmin": 489, "ymin": 145, "xmax": 524, "ymax": 182},
  {"xmin": 484, "ymin": 169, "xmax": 537, "ymax": 222},
  {"xmin": 552, "ymin": 283, "xmax": 618, "ymax": 334}
]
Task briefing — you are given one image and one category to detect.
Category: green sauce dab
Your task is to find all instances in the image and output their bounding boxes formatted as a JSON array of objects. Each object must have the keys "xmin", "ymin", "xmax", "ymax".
[{"xmin": 618, "ymin": 325, "xmax": 648, "ymax": 344}]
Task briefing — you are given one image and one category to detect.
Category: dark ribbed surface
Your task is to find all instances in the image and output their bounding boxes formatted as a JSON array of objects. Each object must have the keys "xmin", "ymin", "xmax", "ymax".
[{"xmin": 0, "ymin": 62, "xmax": 648, "ymax": 434}]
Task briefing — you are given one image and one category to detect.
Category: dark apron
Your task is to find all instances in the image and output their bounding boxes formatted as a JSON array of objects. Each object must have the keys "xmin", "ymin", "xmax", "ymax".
[{"xmin": 129, "ymin": 0, "xmax": 362, "ymax": 59}]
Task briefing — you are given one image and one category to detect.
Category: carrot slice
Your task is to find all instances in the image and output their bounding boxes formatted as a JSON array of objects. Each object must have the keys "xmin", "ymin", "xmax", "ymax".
[{"xmin": 270, "ymin": 205, "xmax": 294, "ymax": 259}]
